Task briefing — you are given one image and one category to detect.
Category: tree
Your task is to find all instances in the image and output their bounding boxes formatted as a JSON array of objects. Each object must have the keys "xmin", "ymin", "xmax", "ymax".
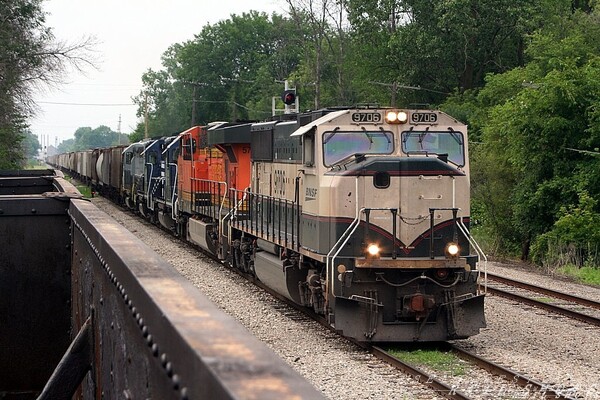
[
  {"xmin": 345, "ymin": 0, "xmax": 556, "ymax": 106},
  {"xmin": 72, "ymin": 126, "xmax": 124, "ymax": 150},
  {"xmin": 132, "ymin": 11, "xmax": 306, "ymax": 132},
  {"xmin": 57, "ymin": 139, "xmax": 75, "ymax": 154},
  {"xmin": 0, "ymin": 0, "xmax": 95, "ymax": 168},
  {"xmin": 21, "ymin": 130, "xmax": 41, "ymax": 159},
  {"xmin": 448, "ymin": 6, "xmax": 600, "ymax": 261},
  {"xmin": 286, "ymin": 0, "xmax": 352, "ymax": 108},
  {"xmin": 130, "ymin": 68, "xmax": 191, "ymax": 141}
]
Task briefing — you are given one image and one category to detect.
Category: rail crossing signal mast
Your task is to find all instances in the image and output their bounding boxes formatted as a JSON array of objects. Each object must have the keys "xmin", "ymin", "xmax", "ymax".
[{"xmin": 272, "ymin": 80, "xmax": 299, "ymax": 115}]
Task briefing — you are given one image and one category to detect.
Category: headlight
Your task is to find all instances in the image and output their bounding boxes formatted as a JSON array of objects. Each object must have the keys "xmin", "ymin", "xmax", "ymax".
[
  {"xmin": 366, "ymin": 243, "xmax": 380, "ymax": 257},
  {"xmin": 385, "ymin": 110, "xmax": 408, "ymax": 124},
  {"xmin": 445, "ymin": 243, "xmax": 460, "ymax": 257}
]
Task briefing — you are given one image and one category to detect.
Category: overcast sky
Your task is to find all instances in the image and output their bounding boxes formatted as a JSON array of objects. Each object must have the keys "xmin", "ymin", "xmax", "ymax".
[{"xmin": 30, "ymin": 0, "xmax": 285, "ymax": 147}]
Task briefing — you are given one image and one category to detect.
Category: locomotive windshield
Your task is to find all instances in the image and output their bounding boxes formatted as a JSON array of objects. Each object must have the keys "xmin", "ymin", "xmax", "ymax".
[
  {"xmin": 323, "ymin": 130, "xmax": 394, "ymax": 166},
  {"xmin": 402, "ymin": 130, "xmax": 465, "ymax": 167}
]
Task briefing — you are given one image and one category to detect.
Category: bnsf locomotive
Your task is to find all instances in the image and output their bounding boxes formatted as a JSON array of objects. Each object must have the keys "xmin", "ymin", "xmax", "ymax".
[{"xmin": 48, "ymin": 107, "xmax": 486, "ymax": 342}]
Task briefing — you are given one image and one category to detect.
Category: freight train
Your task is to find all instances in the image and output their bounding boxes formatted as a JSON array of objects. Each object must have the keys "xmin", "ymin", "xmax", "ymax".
[{"xmin": 47, "ymin": 106, "xmax": 487, "ymax": 342}]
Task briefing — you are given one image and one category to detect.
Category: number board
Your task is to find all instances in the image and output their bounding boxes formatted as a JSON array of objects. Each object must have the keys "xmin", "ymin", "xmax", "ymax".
[
  {"xmin": 351, "ymin": 112, "xmax": 382, "ymax": 123},
  {"xmin": 411, "ymin": 112, "xmax": 438, "ymax": 124}
]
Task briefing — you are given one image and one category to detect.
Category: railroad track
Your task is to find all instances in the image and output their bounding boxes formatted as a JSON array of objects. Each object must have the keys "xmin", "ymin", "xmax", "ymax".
[
  {"xmin": 446, "ymin": 344, "xmax": 575, "ymax": 400},
  {"xmin": 373, "ymin": 343, "xmax": 578, "ymax": 400},
  {"xmin": 262, "ymin": 287, "xmax": 477, "ymax": 399},
  {"xmin": 370, "ymin": 345, "xmax": 471, "ymax": 400},
  {"xmin": 483, "ymin": 272, "xmax": 600, "ymax": 327},
  {"xmin": 255, "ymin": 274, "xmax": 576, "ymax": 399}
]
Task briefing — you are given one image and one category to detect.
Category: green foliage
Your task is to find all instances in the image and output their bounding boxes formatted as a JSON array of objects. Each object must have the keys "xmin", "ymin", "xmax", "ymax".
[
  {"xmin": 21, "ymin": 130, "xmax": 41, "ymax": 159},
  {"xmin": 557, "ymin": 265, "xmax": 600, "ymax": 285},
  {"xmin": 532, "ymin": 192, "xmax": 600, "ymax": 267},
  {"xmin": 75, "ymin": 184, "xmax": 93, "ymax": 198},
  {"xmin": 346, "ymin": 0, "xmax": 551, "ymax": 106},
  {"xmin": 57, "ymin": 139, "xmax": 75, "ymax": 154},
  {"xmin": 0, "ymin": 0, "xmax": 46, "ymax": 168},
  {"xmin": 132, "ymin": 11, "xmax": 306, "ymax": 133},
  {"xmin": 440, "ymin": 8, "xmax": 600, "ymax": 262},
  {"xmin": 0, "ymin": 125, "xmax": 26, "ymax": 169},
  {"xmin": 57, "ymin": 126, "xmax": 128, "ymax": 152},
  {"xmin": 0, "ymin": 119, "xmax": 40, "ymax": 169},
  {"xmin": 387, "ymin": 348, "xmax": 466, "ymax": 376},
  {"xmin": 0, "ymin": 0, "xmax": 93, "ymax": 167}
]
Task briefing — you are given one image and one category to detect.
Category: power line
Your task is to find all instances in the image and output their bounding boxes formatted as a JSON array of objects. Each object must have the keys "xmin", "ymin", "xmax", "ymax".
[
  {"xmin": 38, "ymin": 101, "xmax": 136, "ymax": 106},
  {"xmin": 565, "ymin": 147, "xmax": 600, "ymax": 157}
]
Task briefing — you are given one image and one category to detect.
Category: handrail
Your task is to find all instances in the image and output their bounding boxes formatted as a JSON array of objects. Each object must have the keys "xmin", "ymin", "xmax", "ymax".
[
  {"xmin": 228, "ymin": 188, "xmax": 299, "ymax": 251},
  {"xmin": 457, "ymin": 217, "xmax": 487, "ymax": 293},
  {"xmin": 217, "ymin": 181, "xmax": 228, "ymax": 232},
  {"xmin": 326, "ymin": 208, "xmax": 365, "ymax": 296},
  {"xmin": 223, "ymin": 187, "xmax": 250, "ymax": 247},
  {"xmin": 327, "ymin": 177, "xmax": 361, "ymax": 296},
  {"xmin": 145, "ymin": 163, "xmax": 154, "ymax": 211},
  {"xmin": 170, "ymin": 163, "xmax": 178, "ymax": 221}
]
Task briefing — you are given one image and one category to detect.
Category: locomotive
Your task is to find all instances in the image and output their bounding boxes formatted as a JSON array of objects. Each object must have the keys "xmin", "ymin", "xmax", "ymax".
[{"xmin": 48, "ymin": 106, "xmax": 486, "ymax": 342}]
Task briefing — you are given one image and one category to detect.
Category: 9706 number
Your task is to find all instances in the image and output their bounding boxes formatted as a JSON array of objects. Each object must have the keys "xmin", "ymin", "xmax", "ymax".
[
  {"xmin": 351, "ymin": 112, "xmax": 382, "ymax": 123},
  {"xmin": 411, "ymin": 112, "xmax": 438, "ymax": 123}
]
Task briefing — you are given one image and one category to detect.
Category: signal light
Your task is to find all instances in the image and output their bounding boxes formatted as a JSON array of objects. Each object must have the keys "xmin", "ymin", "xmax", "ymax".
[{"xmin": 282, "ymin": 90, "xmax": 296, "ymax": 105}]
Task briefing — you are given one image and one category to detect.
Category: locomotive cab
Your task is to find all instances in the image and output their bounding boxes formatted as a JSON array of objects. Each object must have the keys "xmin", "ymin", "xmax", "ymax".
[
  {"xmin": 122, "ymin": 142, "xmax": 145, "ymax": 210},
  {"xmin": 156, "ymin": 135, "xmax": 181, "ymax": 231}
]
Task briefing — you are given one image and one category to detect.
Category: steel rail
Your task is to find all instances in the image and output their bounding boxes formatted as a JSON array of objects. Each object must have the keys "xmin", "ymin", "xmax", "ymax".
[
  {"xmin": 448, "ymin": 344, "xmax": 576, "ymax": 400},
  {"xmin": 486, "ymin": 286, "xmax": 600, "ymax": 327},
  {"xmin": 371, "ymin": 346, "xmax": 472, "ymax": 400},
  {"xmin": 486, "ymin": 272, "xmax": 600, "ymax": 310}
]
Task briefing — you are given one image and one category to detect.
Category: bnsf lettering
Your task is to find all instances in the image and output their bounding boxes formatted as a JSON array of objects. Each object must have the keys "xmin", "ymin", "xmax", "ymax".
[{"xmin": 305, "ymin": 187, "xmax": 318, "ymax": 198}]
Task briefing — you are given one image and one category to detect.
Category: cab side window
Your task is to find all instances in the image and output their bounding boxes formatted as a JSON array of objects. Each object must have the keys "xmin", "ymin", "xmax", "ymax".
[{"xmin": 303, "ymin": 132, "xmax": 315, "ymax": 167}]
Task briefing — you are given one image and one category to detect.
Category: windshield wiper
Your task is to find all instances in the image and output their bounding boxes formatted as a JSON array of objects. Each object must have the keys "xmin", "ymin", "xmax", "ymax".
[
  {"xmin": 418, "ymin": 127, "xmax": 430, "ymax": 150},
  {"xmin": 379, "ymin": 127, "xmax": 392, "ymax": 145},
  {"xmin": 323, "ymin": 127, "xmax": 340, "ymax": 144},
  {"xmin": 447, "ymin": 127, "xmax": 462, "ymax": 145}
]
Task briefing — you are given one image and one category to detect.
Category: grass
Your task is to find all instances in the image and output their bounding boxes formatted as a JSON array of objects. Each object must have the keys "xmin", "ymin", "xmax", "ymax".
[
  {"xmin": 557, "ymin": 265, "xmax": 600, "ymax": 286},
  {"xmin": 532, "ymin": 297, "xmax": 553, "ymax": 303},
  {"xmin": 386, "ymin": 348, "xmax": 466, "ymax": 376},
  {"xmin": 75, "ymin": 184, "xmax": 93, "ymax": 198},
  {"xmin": 60, "ymin": 175, "xmax": 92, "ymax": 198}
]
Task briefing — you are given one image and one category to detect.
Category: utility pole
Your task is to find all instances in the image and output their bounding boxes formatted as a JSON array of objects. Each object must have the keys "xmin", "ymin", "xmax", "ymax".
[
  {"xmin": 118, "ymin": 114, "xmax": 122, "ymax": 144},
  {"xmin": 191, "ymin": 85, "xmax": 197, "ymax": 126},
  {"xmin": 144, "ymin": 92, "xmax": 149, "ymax": 139}
]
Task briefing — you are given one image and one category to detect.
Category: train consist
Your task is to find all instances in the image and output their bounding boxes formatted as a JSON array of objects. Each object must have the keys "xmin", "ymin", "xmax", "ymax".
[{"xmin": 48, "ymin": 107, "xmax": 486, "ymax": 342}]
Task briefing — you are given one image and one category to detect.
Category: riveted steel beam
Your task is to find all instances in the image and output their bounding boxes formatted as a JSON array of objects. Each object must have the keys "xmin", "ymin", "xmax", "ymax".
[{"xmin": 69, "ymin": 199, "xmax": 324, "ymax": 400}]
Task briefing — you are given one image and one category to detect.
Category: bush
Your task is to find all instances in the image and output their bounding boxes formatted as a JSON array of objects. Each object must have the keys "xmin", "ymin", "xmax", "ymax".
[{"xmin": 531, "ymin": 192, "xmax": 600, "ymax": 269}]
